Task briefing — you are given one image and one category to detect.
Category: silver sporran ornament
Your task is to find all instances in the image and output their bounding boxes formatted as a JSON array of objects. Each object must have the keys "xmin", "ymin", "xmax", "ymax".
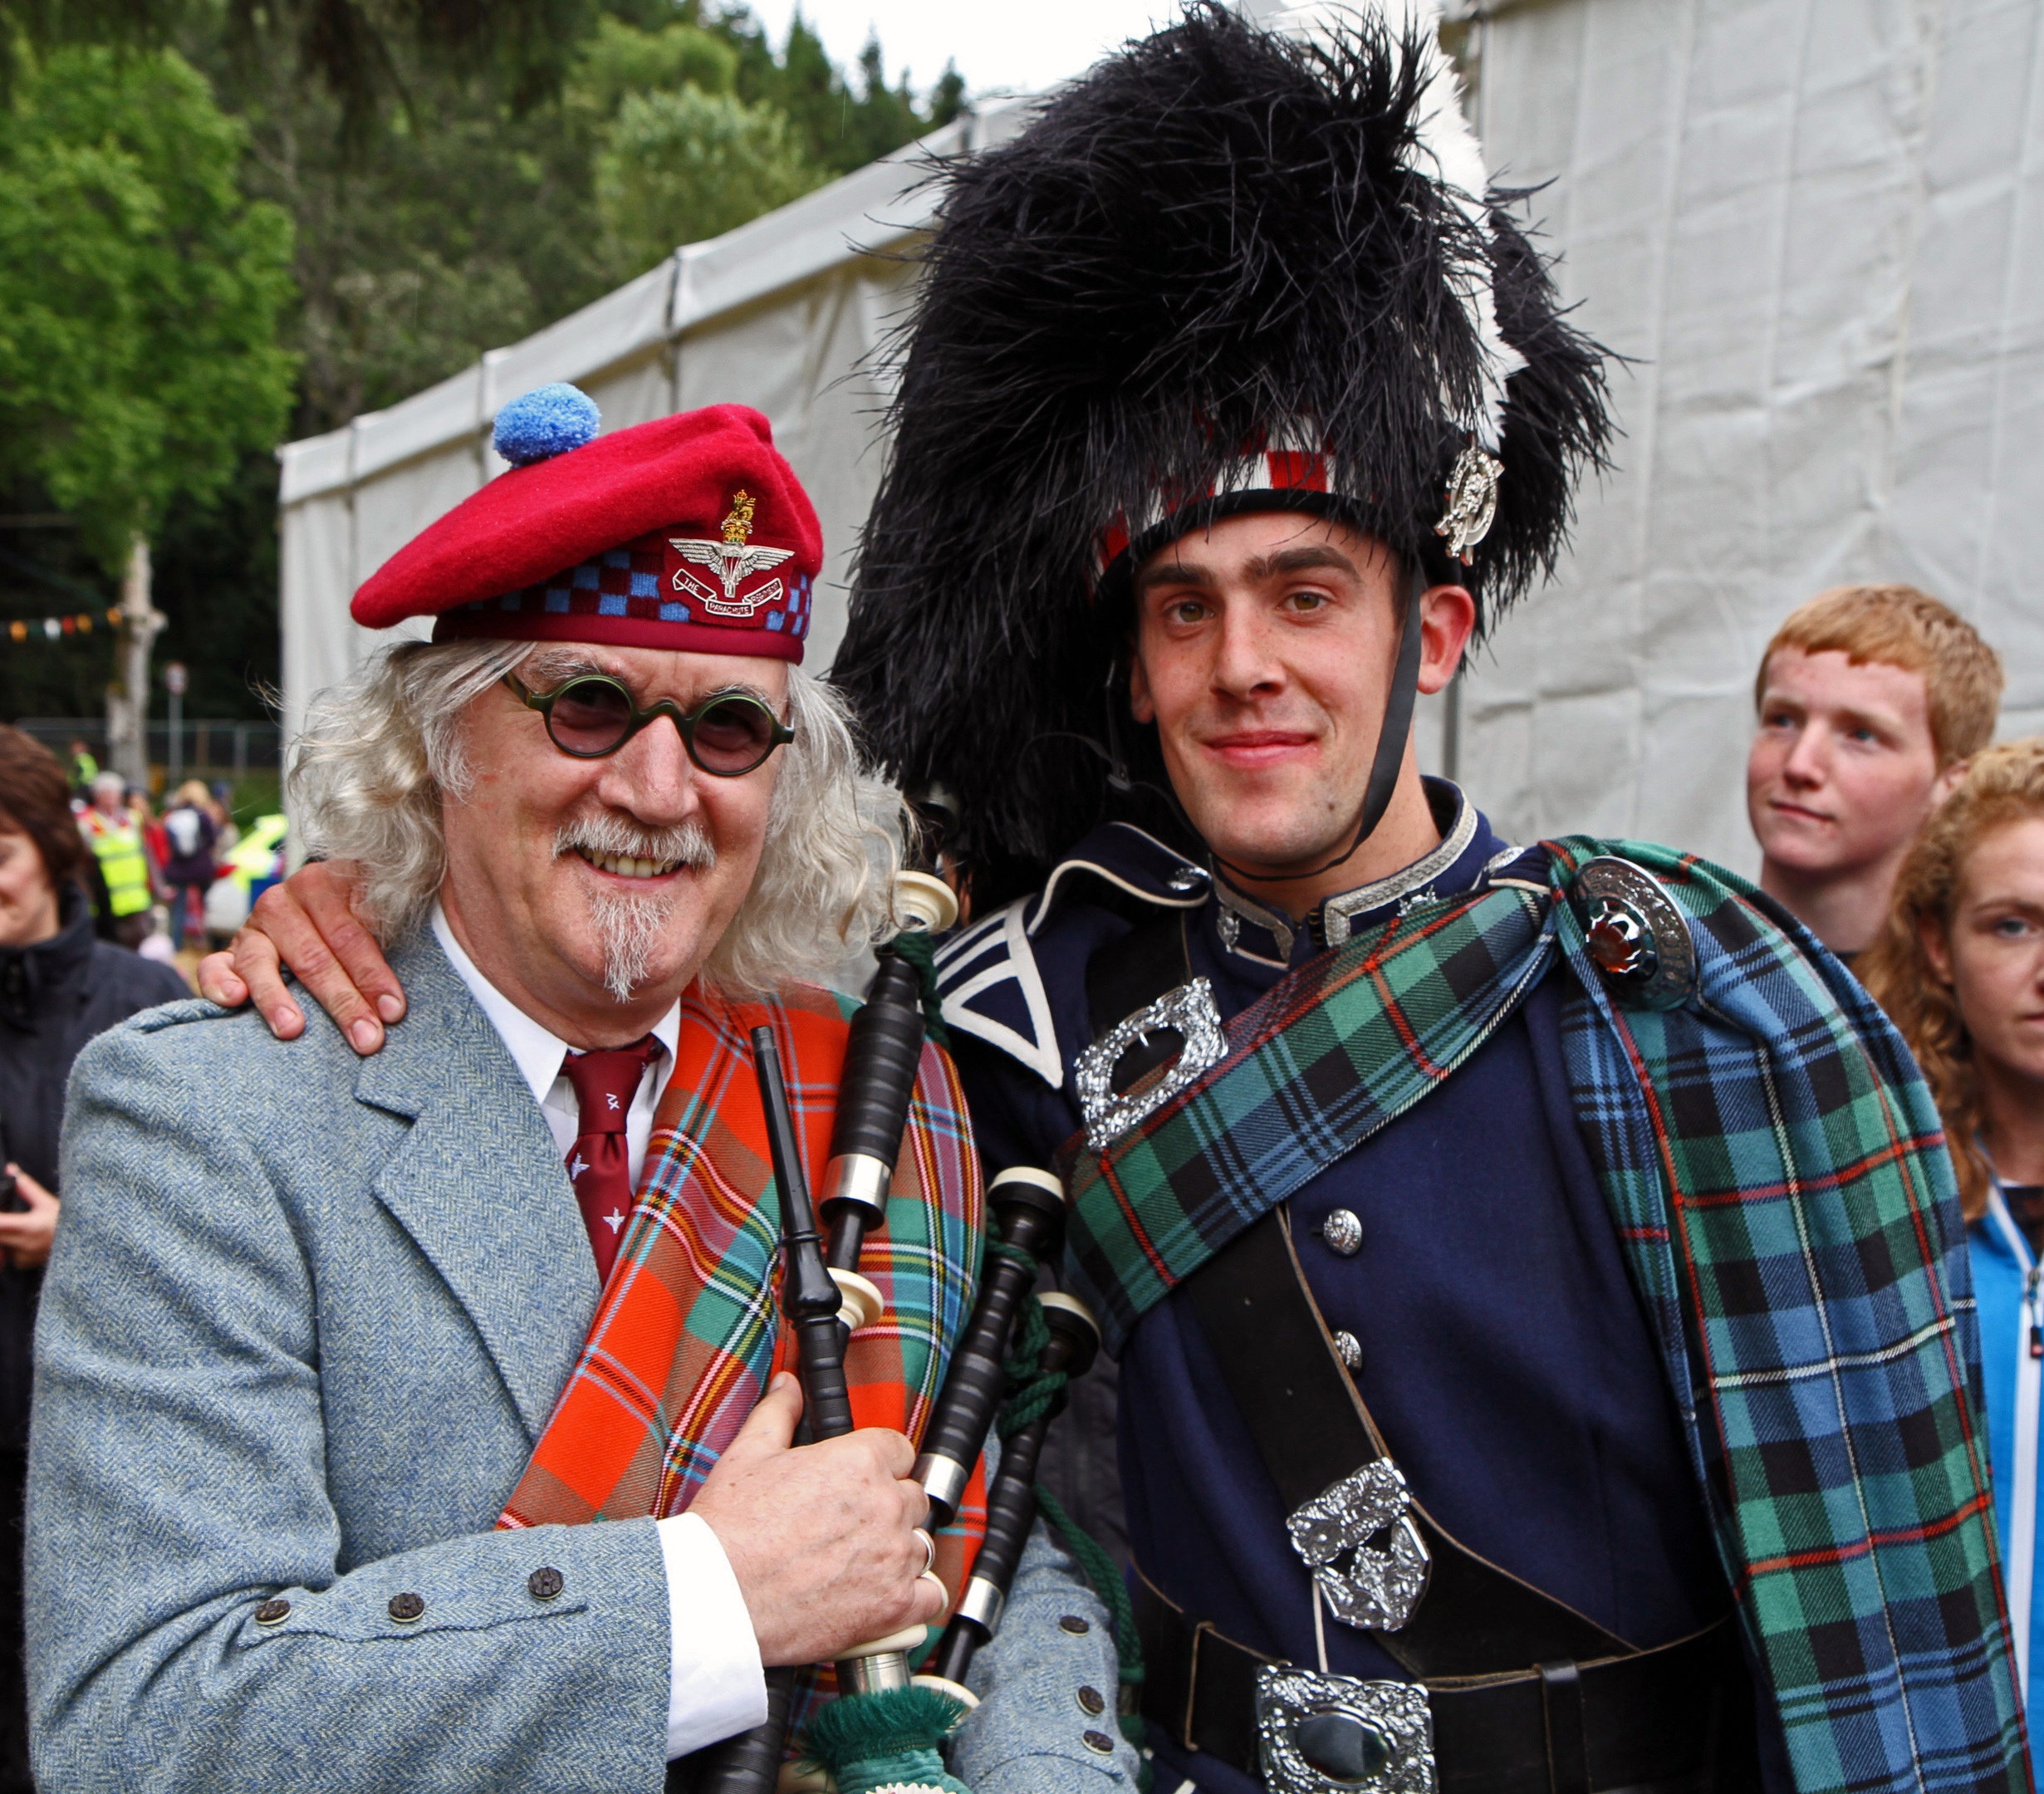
[{"xmin": 1434, "ymin": 444, "xmax": 1502, "ymax": 565}]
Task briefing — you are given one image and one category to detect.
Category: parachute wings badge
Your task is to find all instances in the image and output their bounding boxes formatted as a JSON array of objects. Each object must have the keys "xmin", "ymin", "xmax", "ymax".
[{"xmin": 670, "ymin": 488, "xmax": 795, "ymax": 617}]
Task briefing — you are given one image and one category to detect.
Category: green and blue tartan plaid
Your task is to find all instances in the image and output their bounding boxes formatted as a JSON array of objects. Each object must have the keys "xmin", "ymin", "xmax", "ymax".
[{"xmin": 1057, "ymin": 840, "xmax": 2030, "ymax": 1794}]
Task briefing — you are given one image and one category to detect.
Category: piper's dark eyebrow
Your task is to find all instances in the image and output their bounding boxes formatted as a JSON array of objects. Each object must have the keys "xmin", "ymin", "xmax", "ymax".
[{"xmin": 1135, "ymin": 542, "xmax": 1360, "ymax": 596}]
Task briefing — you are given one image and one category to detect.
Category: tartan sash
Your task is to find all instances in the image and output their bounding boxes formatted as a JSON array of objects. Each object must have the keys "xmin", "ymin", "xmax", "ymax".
[
  {"xmin": 1056, "ymin": 877, "xmax": 1558, "ymax": 1355},
  {"xmin": 499, "ymin": 978, "xmax": 988, "ymax": 1615},
  {"xmin": 1061, "ymin": 840, "xmax": 2029, "ymax": 1793}
]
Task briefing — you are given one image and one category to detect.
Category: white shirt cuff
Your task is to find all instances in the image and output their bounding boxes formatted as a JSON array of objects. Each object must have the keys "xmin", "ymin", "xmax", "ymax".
[{"xmin": 657, "ymin": 1512, "xmax": 767, "ymax": 1760}]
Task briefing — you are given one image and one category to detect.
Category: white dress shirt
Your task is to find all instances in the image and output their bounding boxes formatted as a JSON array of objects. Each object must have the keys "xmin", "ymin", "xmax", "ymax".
[{"xmin": 431, "ymin": 906, "xmax": 767, "ymax": 1759}]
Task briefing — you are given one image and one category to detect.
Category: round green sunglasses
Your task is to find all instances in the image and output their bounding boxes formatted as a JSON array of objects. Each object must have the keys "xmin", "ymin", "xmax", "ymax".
[{"xmin": 504, "ymin": 672, "xmax": 794, "ymax": 776}]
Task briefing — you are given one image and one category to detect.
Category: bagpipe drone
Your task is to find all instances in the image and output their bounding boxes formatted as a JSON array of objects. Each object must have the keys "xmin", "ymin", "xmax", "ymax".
[{"xmin": 689, "ymin": 871, "xmax": 1107, "ymax": 1794}]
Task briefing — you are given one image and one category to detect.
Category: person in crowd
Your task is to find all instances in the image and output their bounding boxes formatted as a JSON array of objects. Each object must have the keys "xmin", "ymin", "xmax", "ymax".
[
  {"xmin": 1862, "ymin": 738, "xmax": 2044, "ymax": 1738},
  {"xmin": 62, "ymin": 740, "xmax": 96, "ymax": 800},
  {"xmin": 159, "ymin": 779, "xmax": 218, "ymax": 951},
  {"xmin": 74, "ymin": 772, "xmax": 154, "ymax": 951},
  {"xmin": 131, "ymin": 786, "xmax": 170, "ymax": 904},
  {"xmin": 0, "ymin": 727, "xmax": 184, "ymax": 1794},
  {"xmin": 207, "ymin": 779, "xmax": 239, "ymax": 853},
  {"xmin": 31, "ymin": 396, "xmax": 1115, "ymax": 1793},
  {"xmin": 1747, "ymin": 584, "xmax": 2002, "ymax": 959},
  {"xmin": 201, "ymin": 12, "xmax": 2027, "ymax": 1790}
]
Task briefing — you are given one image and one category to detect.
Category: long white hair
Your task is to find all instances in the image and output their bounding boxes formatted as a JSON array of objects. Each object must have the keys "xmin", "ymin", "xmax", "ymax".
[{"xmin": 287, "ymin": 638, "xmax": 905, "ymax": 993}]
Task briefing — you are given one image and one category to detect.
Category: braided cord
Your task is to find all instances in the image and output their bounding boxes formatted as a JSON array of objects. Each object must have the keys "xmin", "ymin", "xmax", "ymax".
[
  {"xmin": 994, "ymin": 1296, "xmax": 1149, "ymax": 1775},
  {"xmin": 885, "ymin": 930, "xmax": 951, "ymax": 1048}
]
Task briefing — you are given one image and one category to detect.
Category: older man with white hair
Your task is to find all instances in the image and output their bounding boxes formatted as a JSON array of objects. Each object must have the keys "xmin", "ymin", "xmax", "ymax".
[{"xmin": 26, "ymin": 392, "xmax": 1124, "ymax": 1794}]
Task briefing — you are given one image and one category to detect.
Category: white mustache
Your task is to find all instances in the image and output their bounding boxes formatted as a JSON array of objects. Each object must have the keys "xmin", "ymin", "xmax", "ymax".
[{"xmin": 553, "ymin": 814, "xmax": 716, "ymax": 872}]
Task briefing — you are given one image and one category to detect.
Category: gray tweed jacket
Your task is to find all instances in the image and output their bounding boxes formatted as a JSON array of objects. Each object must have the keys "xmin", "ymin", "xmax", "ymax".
[{"xmin": 25, "ymin": 932, "xmax": 1138, "ymax": 1792}]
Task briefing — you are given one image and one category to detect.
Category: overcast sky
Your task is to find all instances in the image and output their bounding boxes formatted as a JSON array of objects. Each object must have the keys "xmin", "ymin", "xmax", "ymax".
[{"xmin": 741, "ymin": 0, "xmax": 1181, "ymax": 101}]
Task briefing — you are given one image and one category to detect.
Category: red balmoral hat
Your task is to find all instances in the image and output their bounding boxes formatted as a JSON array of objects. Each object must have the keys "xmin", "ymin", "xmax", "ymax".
[{"xmin": 351, "ymin": 387, "xmax": 821, "ymax": 664}]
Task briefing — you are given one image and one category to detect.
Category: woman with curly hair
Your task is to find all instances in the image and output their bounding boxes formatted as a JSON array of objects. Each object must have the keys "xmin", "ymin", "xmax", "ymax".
[{"xmin": 1863, "ymin": 735, "xmax": 2044, "ymax": 1725}]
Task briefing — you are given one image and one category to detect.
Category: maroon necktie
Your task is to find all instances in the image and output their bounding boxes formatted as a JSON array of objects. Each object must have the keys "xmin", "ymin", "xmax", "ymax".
[{"xmin": 560, "ymin": 1037, "xmax": 660, "ymax": 1285}]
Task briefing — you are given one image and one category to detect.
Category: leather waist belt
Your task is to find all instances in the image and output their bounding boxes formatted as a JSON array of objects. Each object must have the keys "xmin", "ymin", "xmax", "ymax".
[{"xmin": 1135, "ymin": 1570, "xmax": 1752, "ymax": 1794}]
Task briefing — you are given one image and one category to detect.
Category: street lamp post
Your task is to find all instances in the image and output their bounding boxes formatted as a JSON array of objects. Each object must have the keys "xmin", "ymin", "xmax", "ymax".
[{"xmin": 164, "ymin": 661, "xmax": 188, "ymax": 786}]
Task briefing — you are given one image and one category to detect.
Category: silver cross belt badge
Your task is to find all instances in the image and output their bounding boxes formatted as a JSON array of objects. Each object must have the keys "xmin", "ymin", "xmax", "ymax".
[
  {"xmin": 669, "ymin": 488, "xmax": 794, "ymax": 618},
  {"xmin": 1434, "ymin": 445, "xmax": 1503, "ymax": 566}
]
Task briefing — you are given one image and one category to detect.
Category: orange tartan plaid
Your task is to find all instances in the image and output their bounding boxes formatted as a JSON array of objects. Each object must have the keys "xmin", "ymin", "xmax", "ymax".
[{"xmin": 499, "ymin": 978, "xmax": 988, "ymax": 1614}]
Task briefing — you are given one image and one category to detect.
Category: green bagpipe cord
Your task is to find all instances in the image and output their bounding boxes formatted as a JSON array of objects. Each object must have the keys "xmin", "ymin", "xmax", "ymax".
[
  {"xmin": 801, "ymin": 1301, "xmax": 1152, "ymax": 1794},
  {"xmin": 798, "ymin": 1684, "xmax": 973, "ymax": 1794},
  {"xmin": 997, "ymin": 1296, "xmax": 1149, "ymax": 1768}
]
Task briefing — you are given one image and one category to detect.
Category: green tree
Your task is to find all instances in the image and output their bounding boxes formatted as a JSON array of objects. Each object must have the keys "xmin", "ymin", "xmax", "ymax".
[
  {"xmin": 0, "ymin": 44, "xmax": 297, "ymax": 568},
  {"xmin": 596, "ymin": 81, "xmax": 822, "ymax": 276}
]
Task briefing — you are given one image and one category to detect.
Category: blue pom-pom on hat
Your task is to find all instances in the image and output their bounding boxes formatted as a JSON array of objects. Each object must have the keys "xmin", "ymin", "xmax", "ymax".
[{"xmin": 493, "ymin": 384, "xmax": 601, "ymax": 466}]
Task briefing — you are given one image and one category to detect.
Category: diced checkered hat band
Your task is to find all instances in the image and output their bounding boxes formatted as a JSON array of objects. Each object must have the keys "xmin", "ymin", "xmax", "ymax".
[
  {"xmin": 432, "ymin": 529, "xmax": 814, "ymax": 661},
  {"xmin": 1091, "ymin": 444, "xmax": 1350, "ymax": 586}
]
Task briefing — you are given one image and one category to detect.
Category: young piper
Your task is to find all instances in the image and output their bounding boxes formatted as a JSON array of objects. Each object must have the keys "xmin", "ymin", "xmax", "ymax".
[
  {"xmin": 1864, "ymin": 738, "xmax": 2044, "ymax": 1742},
  {"xmin": 1747, "ymin": 585, "xmax": 2002, "ymax": 958},
  {"xmin": 33, "ymin": 395, "xmax": 1117, "ymax": 1793}
]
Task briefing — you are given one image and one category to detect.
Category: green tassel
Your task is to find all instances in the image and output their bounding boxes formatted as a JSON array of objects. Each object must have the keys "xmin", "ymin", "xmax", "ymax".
[{"xmin": 797, "ymin": 1685, "xmax": 974, "ymax": 1794}]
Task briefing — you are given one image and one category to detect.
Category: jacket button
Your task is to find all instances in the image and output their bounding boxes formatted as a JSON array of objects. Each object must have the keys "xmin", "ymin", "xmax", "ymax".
[
  {"xmin": 528, "ymin": 1566, "xmax": 565, "ymax": 1601},
  {"xmin": 253, "ymin": 1598, "xmax": 291, "ymax": 1625},
  {"xmin": 1332, "ymin": 1330, "xmax": 1363, "ymax": 1373},
  {"xmin": 1082, "ymin": 1729, "xmax": 1115, "ymax": 1753},
  {"xmin": 1058, "ymin": 1614, "xmax": 1090, "ymax": 1635},
  {"xmin": 387, "ymin": 1591, "xmax": 425, "ymax": 1623},
  {"xmin": 1076, "ymin": 1686, "xmax": 1105, "ymax": 1715},
  {"xmin": 1318, "ymin": 1209, "xmax": 1363, "ymax": 1256}
]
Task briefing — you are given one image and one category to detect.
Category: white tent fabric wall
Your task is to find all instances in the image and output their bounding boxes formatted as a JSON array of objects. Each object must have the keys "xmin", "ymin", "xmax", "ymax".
[{"xmin": 1453, "ymin": 0, "xmax": 2044, "ymax": 879}]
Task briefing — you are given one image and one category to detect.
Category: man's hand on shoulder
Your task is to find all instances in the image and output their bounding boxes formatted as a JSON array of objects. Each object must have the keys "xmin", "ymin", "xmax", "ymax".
[
  {"xmin": 692, "ymin": 1373, "xmax": 948, "ymax": 1667},
  {"xmin": 195, "ymin": 860, "xmax": 407, "ymax": 1056}
]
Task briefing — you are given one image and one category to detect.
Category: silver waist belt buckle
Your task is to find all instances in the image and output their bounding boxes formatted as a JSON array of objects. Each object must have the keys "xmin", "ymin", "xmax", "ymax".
[{"xmin": 1255, "ymin": 1666, "xmax": 1436, "ymax": 1794}]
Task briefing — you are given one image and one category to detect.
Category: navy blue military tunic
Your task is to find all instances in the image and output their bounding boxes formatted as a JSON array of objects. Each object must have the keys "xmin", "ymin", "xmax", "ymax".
[{"xmin": 943, "ymin": 783, "xmax": 1727, "ymax": 1794}]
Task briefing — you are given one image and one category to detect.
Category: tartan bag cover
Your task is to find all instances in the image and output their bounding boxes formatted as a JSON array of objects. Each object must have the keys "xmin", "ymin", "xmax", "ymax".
[
  {"xmin": 1057, "ymin": 840, "xmax": 2030, "ymax": 1794},
  {"xmin": 499, "ymin": 979, "xmax": 988, "ymax": 1672}
]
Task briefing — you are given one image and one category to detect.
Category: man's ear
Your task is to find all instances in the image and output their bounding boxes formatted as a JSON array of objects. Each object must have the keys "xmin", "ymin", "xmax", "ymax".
[
  {"xmin": 1127, "ymin": 642, "xmax": 1155, "ymax": 725},
  {"xmin": 1932, "ymin": 757, "xmax": 1971, "ymax": 807},
  {"xmin": 1918, "ymin": 911, "xmax": 1955, "ymax": 985},
  {"xmin": 1416, "ymin": 585, "xmax": 1478, "ymax": 698}
]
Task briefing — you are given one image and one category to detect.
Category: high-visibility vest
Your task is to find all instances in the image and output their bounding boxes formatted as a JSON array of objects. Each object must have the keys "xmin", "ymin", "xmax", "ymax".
[{"xmin": 81, "ymin": 810, "xmax": 151, "ymax": 918}]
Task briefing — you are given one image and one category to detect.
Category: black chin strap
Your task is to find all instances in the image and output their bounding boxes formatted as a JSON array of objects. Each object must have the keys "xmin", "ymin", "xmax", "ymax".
[{"xmin": 1213, "ymin": 563, "xmax": 1429, "ymax": 887}]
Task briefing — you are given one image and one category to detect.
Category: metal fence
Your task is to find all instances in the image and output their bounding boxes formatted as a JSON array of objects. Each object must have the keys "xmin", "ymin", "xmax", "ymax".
[{"xmin": 12, "ymin": 717, "xmax": 282, "ymax": 784}]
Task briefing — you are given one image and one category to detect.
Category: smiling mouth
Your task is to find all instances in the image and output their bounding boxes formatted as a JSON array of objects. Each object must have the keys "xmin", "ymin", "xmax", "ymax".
[{"xmin": 576, "ymin": 847, "xmax": 684, "ymax": 880}]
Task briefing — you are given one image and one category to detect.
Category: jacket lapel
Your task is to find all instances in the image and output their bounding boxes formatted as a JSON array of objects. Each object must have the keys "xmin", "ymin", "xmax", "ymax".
[{"xmin": 355, "ymin": 933, "xmax": 600, "ymax": 1440}]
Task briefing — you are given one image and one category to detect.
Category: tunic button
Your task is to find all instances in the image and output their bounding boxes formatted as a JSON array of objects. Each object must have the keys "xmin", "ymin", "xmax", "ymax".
[
  {"xmin": 1332, "ymin": 1330, "xmax": 1363, "ymax": 1372},
  {"xmin": 1058, "ymin": 1614, "xmax": 1091, "ymax": 1635},
  {"xmin": 1076, "ymin": 1686, "xmax": 1105, "ymax": 1715},
  {"xmin": 253, "ymin": 1598, "xmax": 291, "ymax": 1625},
  {"xmin": 1082, "ymin": 1730, "xmax": 1115, "ymax": 1754},
  {"xmin": 528, "ymin": 1567, "xmax": 565, "ymax": 1601},
  {"xmin": 1318, "ymin": 1210, "xmax": 1362, "ymax": 1256},
  {"xmin": 387, "ymin": 1591, "xmax": 425, "ymax": 1623}
]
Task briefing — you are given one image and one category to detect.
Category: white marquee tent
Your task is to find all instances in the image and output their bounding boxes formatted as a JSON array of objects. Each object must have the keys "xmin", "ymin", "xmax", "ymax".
[{"xmin": 278, "ymin": 0, "xmax": 2044, "ymax": 879}]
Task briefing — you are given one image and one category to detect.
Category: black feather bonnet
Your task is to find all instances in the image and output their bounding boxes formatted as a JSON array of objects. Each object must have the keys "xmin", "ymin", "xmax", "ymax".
[{"xmin": 835, "ymin": 3, "xmax": 1612, "ymax": 900}]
